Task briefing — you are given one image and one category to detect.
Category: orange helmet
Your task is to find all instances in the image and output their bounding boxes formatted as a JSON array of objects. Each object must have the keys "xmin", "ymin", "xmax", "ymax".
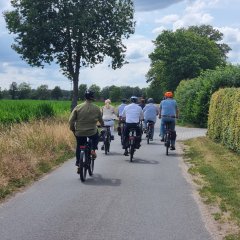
[{"xmin": 164, "ymin": 91, "xmax": 173, "ymax": 98}]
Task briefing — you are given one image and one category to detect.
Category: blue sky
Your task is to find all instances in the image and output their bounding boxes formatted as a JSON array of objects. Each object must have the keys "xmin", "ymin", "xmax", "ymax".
[{"xmin": 0, "ymin": 0, "xmax": 240, "ymax": 91}]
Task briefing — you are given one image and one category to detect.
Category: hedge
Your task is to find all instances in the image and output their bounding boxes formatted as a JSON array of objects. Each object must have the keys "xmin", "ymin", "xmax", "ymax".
[
  {"xmin": 208, "ymin": 88, "xmax": 240, "ymax": 153},
  {"xmin": 175, "ymin": 65, "xmax": 240, "ymax": 127}
]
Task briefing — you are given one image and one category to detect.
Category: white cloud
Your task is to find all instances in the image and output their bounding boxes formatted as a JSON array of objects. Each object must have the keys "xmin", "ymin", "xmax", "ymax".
[
  {"xmin": 155, "ymin": 14, "xmax": 179, "ymax": 25},
  {"xmin": 152, "ymin": 26, "xmax": 166, "ymax": 34}
]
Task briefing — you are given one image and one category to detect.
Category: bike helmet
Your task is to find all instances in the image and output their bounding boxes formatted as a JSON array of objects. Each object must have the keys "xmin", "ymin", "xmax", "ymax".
[
  {"xmin": 147, "ymin": 98, "xmax": 154, "ymax": 103},
  {"xmin": 130, "ymin": 96, "xmax": 138, "ymax": 103},
  {"xmin": 84, "ymin": 89, "xmax": 95, "ymax": 100},
  {"xmin": 164, "ymin": 91, "xmax": 173, "ymax": 98}
]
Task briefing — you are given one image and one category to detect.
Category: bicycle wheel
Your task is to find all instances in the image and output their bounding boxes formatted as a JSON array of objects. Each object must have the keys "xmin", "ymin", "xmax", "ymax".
[
  {"xmin": 165, "ymin": 133, "xmax": 170, "ymax": 156},
  {"xmin": 130, "ymin": 144, "xmax": 134, "ymax": 162},
  {"xmin": 79, "ymin": 151, "xmax": 87, "ymax": 182},
  {"xmin": 147, "ymin": 133, "xmax": 150, "ymax": 144},
  {"xmin": 104, "ymin": 138, "xmax": 109, "ymax": 155},
  {"xmin": 88, "ymin": 156, "xmax": 94, "ymax": 176}
]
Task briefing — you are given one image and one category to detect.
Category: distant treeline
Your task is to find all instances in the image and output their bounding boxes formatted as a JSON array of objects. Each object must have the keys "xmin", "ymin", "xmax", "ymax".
[{"xmin": 0, "ymin": 82, "xmax": 162, "ymax": 102}]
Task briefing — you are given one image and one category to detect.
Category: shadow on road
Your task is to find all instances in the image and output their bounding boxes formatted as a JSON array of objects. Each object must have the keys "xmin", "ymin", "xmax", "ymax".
[
  {"xmin": 125, "ymin": 158, "xmax": 159, "ymax": 164},
  {"xmin": 83, "ymin": 174, "xmax": 121, "ymax": 187}
]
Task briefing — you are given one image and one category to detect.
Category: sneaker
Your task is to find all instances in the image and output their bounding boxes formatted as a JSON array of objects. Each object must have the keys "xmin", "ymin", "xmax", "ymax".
[
  {"xmin": 111, "ymin": 135, "xmax": 114, "ymax": 140},
  {"xmin": 101, "ymin": 145, "xmax": 104, "ymax": 150},
  {"xmin": 91, "ymin": 150, "xmax": 97, "ymax": 159},
  {"xmin": 124, "ymin": 150, "xmax": 129, "ymax": 156},
  {"xmin": 170, "ymin": 146, "xmax": 176, "ymax": 150},
  {"xmin": 160, "ymin": 137, "xmax": 164, "ymax": 142}
]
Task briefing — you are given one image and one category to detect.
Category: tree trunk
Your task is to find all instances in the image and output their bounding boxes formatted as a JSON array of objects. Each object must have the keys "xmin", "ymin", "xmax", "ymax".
[{"xmin": 71, "ymin": 74, "xmax": 79, "ymax": 111}]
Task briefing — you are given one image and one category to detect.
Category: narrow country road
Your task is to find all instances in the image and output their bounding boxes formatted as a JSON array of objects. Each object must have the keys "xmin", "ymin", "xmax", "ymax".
[{"xmin": 0, "ymin": 123, "xmax": 210, "ymax": 240}]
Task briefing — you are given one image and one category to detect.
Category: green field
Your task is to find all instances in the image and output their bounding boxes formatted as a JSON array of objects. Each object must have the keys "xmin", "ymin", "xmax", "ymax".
[
  {"xmin": 0, "ymin": 100, "xmax": 117, "ymax": 125},
  {"xmin": 0, "ymin": 100, "xmax": 71, "ymax": 124}
]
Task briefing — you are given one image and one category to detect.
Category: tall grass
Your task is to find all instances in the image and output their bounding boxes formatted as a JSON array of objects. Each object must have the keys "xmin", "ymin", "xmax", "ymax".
[
  {"xmin": 0, "ymin": 119, "xmax": 75, "ymax": 199},
  {"xmin": 0, "ymin": 100, "xmax": 71, "ymax": 124}
]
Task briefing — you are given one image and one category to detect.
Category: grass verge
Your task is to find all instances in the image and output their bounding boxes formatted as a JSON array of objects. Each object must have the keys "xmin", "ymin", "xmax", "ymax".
[
  {"xmin": 0, "ymin": 119, "xmax": 75, "ymax": 201},
  {"xmin": 183, "ymin": 137, "xmax": 240, "ymax": 239}
]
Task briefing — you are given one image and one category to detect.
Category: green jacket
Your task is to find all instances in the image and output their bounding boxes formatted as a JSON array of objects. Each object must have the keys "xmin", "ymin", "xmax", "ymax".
[{"xmin": 69, "ymin": 101, "xmax": 104, "ymax": 136}]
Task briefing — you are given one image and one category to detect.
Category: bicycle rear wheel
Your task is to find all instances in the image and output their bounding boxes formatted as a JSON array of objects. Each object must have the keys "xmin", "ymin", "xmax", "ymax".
[
  {"xmin": 130, "ymin": 144, "xmax": 134, "ymax": 162},
  {"xmin": 79, "ymin": 151, "xmax": 87, "ymax": 182},
  {"xmin": 88, "ymin": 157, "xmax": 94, "ymax": 176},
  {"xmin": 165, "ymin": 133, "xmax": 170, "ymax": 156},
  {"xmin": 104, "ymin": 139, "xmax": 110, "ymax": 155}
]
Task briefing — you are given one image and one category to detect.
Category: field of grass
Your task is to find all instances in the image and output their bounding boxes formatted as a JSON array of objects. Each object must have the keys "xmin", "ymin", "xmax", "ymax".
[
  {"xmin": 184, "ymin": 137, "xmax": 240, "ymax": 239},
  {"xmin": 0, "ymin": 100, "xmax": 110, "ymax": 125},
  {"xmin": 0, "ymin": 119, "xmax": 75, "ymax": 200}
]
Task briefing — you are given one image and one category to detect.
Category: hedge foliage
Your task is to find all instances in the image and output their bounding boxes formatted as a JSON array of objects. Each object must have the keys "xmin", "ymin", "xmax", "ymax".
[
  {"xmin": 175, "ymin": 65, "xmax": 240, "ymax": 127},
  {"xmin": 208, "ymin": 88, "xmax": 240, "ymax": 153}
]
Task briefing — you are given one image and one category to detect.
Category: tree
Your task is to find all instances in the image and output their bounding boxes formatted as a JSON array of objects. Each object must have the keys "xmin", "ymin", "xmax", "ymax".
[
  {"xmin": 18, "ymin": 82, "xmax": 31, "ymax": 99},
  {"xmin": 78, "ymin": 84, "xmax": 87, "ymax": 101},
  {"xmin": 109, "ymin": 85, "xmax": 121, "ymax": 102},
  {"xmin": 187, "ymin": 25, "xmax": 231, "ymax": 59},
  {"xmin": 101, "ymin": 86, "xmax": 110, "ymax": 100},
  {"xmin": 4, "ymin": 0, "xmax": 135, "ymax": 110},
  {"xmin": 147, "ymin": 25, "xmax": 230, "ymax": 93},
  {"xmin": 9, "ymin": 82, "xmax": 18, "ymax": 99},
  {"xmin": 0, "ymin": 87, "xmax": 2, "ymax": 99},
  {"xmin": 51, "ymin": 86, "xmax": 63, "ymax": 100},
  {"xmin": 89, "ymin": 84, "xmax": 101, "ymax": 100},
  {"xmin": 35, "ymin": 85, "xmax": 50, "ymax": 100}
]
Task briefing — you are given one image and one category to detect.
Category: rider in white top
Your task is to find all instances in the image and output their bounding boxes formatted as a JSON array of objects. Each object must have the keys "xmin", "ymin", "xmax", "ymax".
[{"xmin": 122, "ymin": 96, "xmax": 143, "ymax": 156}]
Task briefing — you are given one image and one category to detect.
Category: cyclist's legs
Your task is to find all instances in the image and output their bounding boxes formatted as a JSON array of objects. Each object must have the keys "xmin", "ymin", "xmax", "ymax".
[
  {"xmin": 123, "ymin": 123, "xmax": 131, "ymax": 149},
  {"xmin": 162, "ymin": 118, "xmax": 176, "ymax": 146},
  {"xmin": 75, "ymin": 136, "xmax": 87, "ymax": 165},
  {"xmin": 88, "ymin": 132, "xmax": 99, "ymax": 150}
]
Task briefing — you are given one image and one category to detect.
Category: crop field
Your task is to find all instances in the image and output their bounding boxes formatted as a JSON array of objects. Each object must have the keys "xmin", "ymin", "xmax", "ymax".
[{"xmin": 0, "ymin": 100, "xmax": 119, "ymax": 125}]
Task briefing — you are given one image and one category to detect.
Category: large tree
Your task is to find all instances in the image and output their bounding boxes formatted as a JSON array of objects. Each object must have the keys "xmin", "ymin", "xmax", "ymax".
[
  {"xmin": 18, "ymin": 82, "xmax": 31, "ymax": 99},
  {"xmin": 4, "ymin": 0, "xmax": 135, "ymax": 109},
  {"xmin": 147, "ymin": 25, "xmax": 230, "ymax": 93}
]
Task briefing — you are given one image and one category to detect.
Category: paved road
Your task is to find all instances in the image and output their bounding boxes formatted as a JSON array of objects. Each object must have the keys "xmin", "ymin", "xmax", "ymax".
[{"xmin": 0, "ymin": 124, "xmax": 210, "ymax": 240}]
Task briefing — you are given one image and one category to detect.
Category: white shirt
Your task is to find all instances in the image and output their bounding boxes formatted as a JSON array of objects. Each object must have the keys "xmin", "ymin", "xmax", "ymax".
[{"xmin": 122, "ymin": 103, "xmax": 143, "ymax": 123}]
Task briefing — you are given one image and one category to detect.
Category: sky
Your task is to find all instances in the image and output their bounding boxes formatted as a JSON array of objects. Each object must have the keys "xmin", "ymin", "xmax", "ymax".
[{"xmin": 0, "ymin": 0, "xmax": 240, "ymax": 91}]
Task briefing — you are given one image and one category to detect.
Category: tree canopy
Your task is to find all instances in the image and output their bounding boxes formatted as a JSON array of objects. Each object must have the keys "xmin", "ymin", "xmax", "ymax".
[
  {"xmin": 4, "ymin": 0, "xmax": 135, "ymax": 109},
  {"xmin": 146, "ymin": 25, "xmax": 231, "ymax": 95}
]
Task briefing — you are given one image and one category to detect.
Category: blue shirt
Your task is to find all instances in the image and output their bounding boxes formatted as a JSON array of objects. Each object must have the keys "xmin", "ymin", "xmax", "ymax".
[
  {"xmin": 118, "ymin": 103, "xmax": 127, "ymax": 117},
  {"xmin": 160, "ymin": 98, "xmax": 178, "ymax": 116},
  {"xmin": 143, "ymin": 103, "xmax": 159, "ymax": 122}
]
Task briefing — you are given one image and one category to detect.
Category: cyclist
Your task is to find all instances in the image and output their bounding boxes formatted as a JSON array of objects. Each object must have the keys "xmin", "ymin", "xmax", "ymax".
[
  {"xmin": 143, "ymin": 98, "xmax": 159, "ymax": 140},
  {"xmin": 117, "ymin": 98, "xmax": 127, "ymax": 135},
  {"xmin": 122, "ymin": 96, "xmax": 144, "ymax": 156},
  {"xmin": 159, "ymin": 91, "xmax": 179, "ymax": 150},
  {"xmin": 69, "ymin": 90, "xmax": 104, "ymax": 167},
  {"xmin": 139, "ymin": 98, "xmax": 146, "ymax": 109}
]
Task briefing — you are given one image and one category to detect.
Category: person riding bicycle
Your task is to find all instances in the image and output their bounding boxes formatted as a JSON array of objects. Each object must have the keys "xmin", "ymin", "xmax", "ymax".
[
  {"xmin": 143, "ymin": 98, "xmax": 159, "ymax": 140},
  {"xmin": 100, "ymin": 99, "xmax": 116, "ymax": 150},
  {"xmin": 138, "ymin": 98, "xmax": 146, "ymax": 109},
  {"xmin": 159, "ymin": 91, "xmax": 179, "ymax": 150},
  {"xmin": 117, "ymin": 98, "xmax": 127, "ymax": 136},
  {"xmin": 122, "ymin": 96, "xmax": 144, "ymax": 156},
  {"xmin": 69, "ymin": 90, "xmax": 104, "ymax": 167}
]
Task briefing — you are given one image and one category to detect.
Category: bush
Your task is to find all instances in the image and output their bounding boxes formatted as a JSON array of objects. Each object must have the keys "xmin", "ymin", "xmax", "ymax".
[
  {"xmin": 208, "ymin": 88, "xmax": 240, "ymax": 153},
  {"xmin": 175, "ymin": 65, "xmax": 240, "ymax": 127}
]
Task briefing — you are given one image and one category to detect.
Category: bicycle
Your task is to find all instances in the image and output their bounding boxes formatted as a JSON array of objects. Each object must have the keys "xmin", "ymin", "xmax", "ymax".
[
  {"xmin": 163, "ymin": 122, "xmax": 171, "ymax": 155},
  {"xmin": 101, "ymin": 126, "xmax": 111, "ymax": 155},
  {"xmin": 128, "ymin": 128, "xmax": 138, "ymax": 162},
  {"xmin": 78, "ymin": 138, "xmax": 95, "ymax": 182},
  {"xmin": 146, "ymin": 120, "xmax": 154, "ymax": 144}
]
